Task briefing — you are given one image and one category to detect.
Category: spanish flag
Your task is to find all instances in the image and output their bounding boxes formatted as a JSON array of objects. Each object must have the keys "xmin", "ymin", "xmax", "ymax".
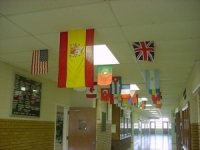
[{"xmin": 58, "ymin": 29, "xmax": 94, "ymax": 88}]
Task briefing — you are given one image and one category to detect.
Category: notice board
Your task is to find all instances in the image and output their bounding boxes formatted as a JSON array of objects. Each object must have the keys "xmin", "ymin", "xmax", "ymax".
[{"xmin": 11, "ymin": 74, "xmax": 42, "ymax": 117}]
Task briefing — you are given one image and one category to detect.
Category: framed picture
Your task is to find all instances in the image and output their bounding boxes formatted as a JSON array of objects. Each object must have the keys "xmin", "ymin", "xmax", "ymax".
[{"xmin": 10, "ymin": 74, "xmax": 42, "ymax": 117}]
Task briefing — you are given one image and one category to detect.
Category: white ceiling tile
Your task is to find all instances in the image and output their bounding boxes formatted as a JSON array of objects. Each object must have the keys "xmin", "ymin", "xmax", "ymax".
[
  {"xmin": 122, "ymin": 20, "xmax": 200, "ymax": 42},
  {"xmin": 0, "ymin": 17, "xmax": 29, "ymax": 40},
  {"xmin": 7, "ymin": 3, "xmax": 118, "ymax": 34},
  {"xmin": 0, "ymin": 0, "xmax": 103, "ymax": 15},
  {"xmin": 111, "ymin": 1, "xmax": 200, "ymax": 25},
  {"xmin": 0, "ymin": 36, "xmax": 49, "ymax": 53},
  {"xmin": 35, "ymin": 33, "xmax": 60, "ymax": 49}
]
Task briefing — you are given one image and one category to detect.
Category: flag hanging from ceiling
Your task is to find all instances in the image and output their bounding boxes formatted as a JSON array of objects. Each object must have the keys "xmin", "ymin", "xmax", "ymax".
[
  {"xmin": 58, "ymin": 29, "xmax": 94, "ymax": 88},
  {"xmin": 121, "ymin": 99, "xmax": 128, "ymax": 109},
  {"xmin": 97, "ymin": 65, "xmax": 112, "ymax": 86},
  {"xmin": 121, "ymin": 84, "xmax": 131, "ymax": 99},
  {"xmin": 148, "ymin": 88, "xmax": 160, "ymax": 95},
  {"xmin": 86, "ymin": 82, "xmax": 97, "ymax": 98},
  {"xmin": 31, "ymin": 49, "xmax": 48, "ymax": 75},
  {"xmin": 141, "ymin": 101, "xmax": 146, "ymax": 110},
  {"xmin": 110, "ymin": 94, "xmax": 119, "ymax": 104},
  {"xmin": 155, "ymin": 101, "xmax": 162, "ymax": 108},
  {"xmin": 131, "ymin": 92, "xmax": 137, "ymax": 105},
  {"xmin": 101, "ymin": 88, "xmax": 110, "ymax": 101},
  {"xmin": 145, "ymin": 70, "xmax": 160, "ymax": 90},
  {"xmin": 132, "ymin": 41, "xmax": 154, "ymax": 62},
  {"xmin": 110, "ymin": 76, "xmax": 121, "ymax": 94}
]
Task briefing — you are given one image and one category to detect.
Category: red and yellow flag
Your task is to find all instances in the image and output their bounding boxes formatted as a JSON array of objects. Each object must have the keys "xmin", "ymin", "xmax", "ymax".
[{"xmin": 58, "ymin": 29, "xmax": 94, "ymax": 88}]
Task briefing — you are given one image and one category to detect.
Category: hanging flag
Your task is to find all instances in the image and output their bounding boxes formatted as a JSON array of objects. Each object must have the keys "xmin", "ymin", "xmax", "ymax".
[
  {"xmin": 148, "ymin": 88, "xmax": 160, "ymax": 95},
  {"xmin": 101, "ymin": 88, "xmax": 110, "ymax": 101},
  {"xmin": 121, "ymin": 99, "xmax": 128, "ymax": 109},
  {"xmin": 132, "ymin": 92, "xmax": 137, "ymax": 105},
  {"xmin": 110, "ymin": 94, "xmax": 118, "ymax": 104},
  {"xmin": 155, "ymin": 101, "xmax": 162, "ymax": 108},
  {"xmin": 121, "ymin": 84, "xmax": 131, "ymax": 99},
  {"xmin": 151, "ymin": 93, "xmax": 161, "ymax": 104},
  {"xmin": 86, "ymin": 82, "xmax": 97, "ymax": 98},
  {"xmin": 145, "ymin": 70, "xmax": 160, "ymax": 90},
  {"xmin": 97, "ymin": 65, "xmax": 112, "ymax": 86},
  {"xmin": 31, "ymin": 49, "xmax": 48, "ymax": 74},
  {"xmin": 141, "ymin": 101, "xmax": 146, "ymax": 110},
  {"xmin": 116, "ymin": 99, "xmax": 122, "ymax": 107},
  {"xmin": 132, "ymin": 41, "xmax": 154, "ymax": 62},
  {"xmin": 58, "ymin": 29, "xmax": 94, "ymax": 88},
  {"xmin": 110, "ymin": 76, "xmax": 121, "ymax": 94}
]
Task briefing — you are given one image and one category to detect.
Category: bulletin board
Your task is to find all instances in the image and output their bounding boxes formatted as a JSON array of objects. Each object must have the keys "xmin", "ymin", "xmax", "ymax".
[{"xmin": 10, "ymin": 74, "xmax": 42, "ymax": 117}]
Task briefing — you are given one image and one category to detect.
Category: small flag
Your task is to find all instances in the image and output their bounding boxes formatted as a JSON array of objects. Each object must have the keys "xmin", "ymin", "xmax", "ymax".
[
  {"xmin": 110, "ymin": 94, "xmax": 118, "ymax": 104},
  {"xmin": 58, "ymin": 29, "xmax": 94, "ymax": 88},
  {"xmin": 155, "ymin": 101, "xmax": 162, "ymax": 108},
  {"xmin": 121, "ymin": 99, "xmax": 128, "ymax": 109},
  {"xmin": 110, "ymin": 76, "xmax": 122, "ymax": 94},
  {"xmin": 141, "ymin": 101, "xmax": 146, "ymax": 110},
  {"xmin": 121, "ymin": 84, "xmax": 130, "ymax": 99},
  {"xmin": 101, "ymin": 88, "xmax": 110, "ymax": 101},
  {"xmin": 86, "ymin": 82, "xmax": 97, "ymax": 98},
  {"xmin": 145, "ymin": 70, "xmax": 160, "ymax": 89},
  {"xmin": 132, "ymin": 92, "xmax": 137, "ymax": 105},
  {"xmin": 31, "ymin": 49, "xmax": 48, "ymax": 74},
  {"xmin": 148, "ymin": 88, "xmax": 160, "ymax": 95},
  {"xmin": 132, "ymin": 41, "xmax": 154, "ymax": 62},
  {"xmin": 97, "ymin": 65, "xmax": 112, "ymax": 86}
]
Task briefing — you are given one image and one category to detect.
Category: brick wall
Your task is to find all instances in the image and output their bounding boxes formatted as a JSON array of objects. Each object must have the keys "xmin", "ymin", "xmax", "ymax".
[
  {"xmin": 96, "ymin": 123, "xmax": 111, "ymax": 150},
  {"xmin": 0, "ymin": 119, "xmax": 54, "ymax": 150},
  {"xmin": 190, "ymin": 123, "xmax": 199, "ymax": 150}
]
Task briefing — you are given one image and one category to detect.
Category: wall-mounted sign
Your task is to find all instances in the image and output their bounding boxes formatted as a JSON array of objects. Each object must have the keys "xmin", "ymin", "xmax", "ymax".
[{"xmin": 10, "ymin": 74, "xmax": 42, "ymax": 117}]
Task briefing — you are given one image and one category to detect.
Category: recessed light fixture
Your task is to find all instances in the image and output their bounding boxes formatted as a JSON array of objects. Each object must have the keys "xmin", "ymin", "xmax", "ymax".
[
  {"xmin": 94, "ymin": 45, "xmax": 119, "ymax": 65},
  {"xmin": 149, "ymin": 110, "xmax": 157, "ymax": 112},
  {"xmin": 145, "ymin": 104, "xmax": 152, "ymax": 107},
  {"xmin": 130, "ymin": 84, "xmax": 140, "ymax": 90}
]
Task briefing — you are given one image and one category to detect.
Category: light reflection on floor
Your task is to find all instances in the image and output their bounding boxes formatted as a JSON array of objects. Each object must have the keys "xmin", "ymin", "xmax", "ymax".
[{"xmin": 131, "ymin": 135, "xmax": 177, "ymax": 150}]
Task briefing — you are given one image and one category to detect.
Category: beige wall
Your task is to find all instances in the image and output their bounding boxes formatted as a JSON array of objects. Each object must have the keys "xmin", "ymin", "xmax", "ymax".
[{"xmin": 0, "ymin": 61, "xmax": 73, "ymax": 121}]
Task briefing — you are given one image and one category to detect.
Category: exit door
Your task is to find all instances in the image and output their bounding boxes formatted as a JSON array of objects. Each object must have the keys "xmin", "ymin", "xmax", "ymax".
[
  {"xmin": 163, "ymin": 122, "xmax": 168, "ymax": 134},
  {"xmin": 68, "ymin": 107, "xmax": 96, "ymax": 150},
  {"xmin": 150, "ymin": 122, "xmax": 155, "ymax": 134}
]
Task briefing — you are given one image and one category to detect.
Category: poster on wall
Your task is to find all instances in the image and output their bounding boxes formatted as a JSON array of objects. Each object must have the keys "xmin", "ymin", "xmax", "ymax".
[{"xmin": 10, "ymin": 74, "xmax": 42, "ymax": 117}]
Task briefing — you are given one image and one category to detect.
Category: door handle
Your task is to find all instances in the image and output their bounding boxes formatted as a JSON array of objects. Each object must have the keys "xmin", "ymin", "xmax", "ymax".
[{"xmin": 92, "ymin": 142, "xmax": 96, "ymax": 144}]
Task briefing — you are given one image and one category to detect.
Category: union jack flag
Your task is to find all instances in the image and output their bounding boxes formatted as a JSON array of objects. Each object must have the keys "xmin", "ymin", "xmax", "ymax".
[{"xmin": 132, "ymin": 41, "xmax": 154, "ymax": 62}]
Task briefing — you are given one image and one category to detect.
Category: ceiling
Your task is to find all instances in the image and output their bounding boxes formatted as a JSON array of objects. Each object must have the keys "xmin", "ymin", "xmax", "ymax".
[{"xmin": 1, "ymin": 0, "xmax": 200, "ymax": 119}]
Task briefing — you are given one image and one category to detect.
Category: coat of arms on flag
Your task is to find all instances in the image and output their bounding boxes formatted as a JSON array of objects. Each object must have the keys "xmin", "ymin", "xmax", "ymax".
[{"xmin": 132, "ymin": 41, "xmax": 154, "ymax": 62}]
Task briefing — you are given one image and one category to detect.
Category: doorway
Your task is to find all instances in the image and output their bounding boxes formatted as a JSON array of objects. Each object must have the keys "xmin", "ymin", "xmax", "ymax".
[
  {"xmin": 68, "ymin": 107, "xmax": 96, "ymax": 150},
  {"xmin": 150, "ymin": 122, "xmax": 155, "ymax": 134},
  {"xmin": 55, "ymin": 105, "xmax": 69, "ymax": 150},
  {"xmin": 162, "ymin": 122, "xmax": 168, "ymax": 134}
]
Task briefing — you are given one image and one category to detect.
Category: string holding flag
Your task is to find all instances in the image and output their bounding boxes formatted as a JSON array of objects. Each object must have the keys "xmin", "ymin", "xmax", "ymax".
[
  {"xmin": 31, "ymin": 49, "xmax": 48, "ymax": 75},
  {"xmin": 132, "ymin": 41, "xmax": 154, "ymax": 62},
  {"xmin": 58, "ymin": 29, "xmax": 94, "ymax": 88}
]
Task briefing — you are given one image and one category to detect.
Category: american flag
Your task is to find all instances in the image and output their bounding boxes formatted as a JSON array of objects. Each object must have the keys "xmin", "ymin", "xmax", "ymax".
[
  {"xmin": 132, "ymin": 41, "xmax": 154, "ymax": 62},
  {"xmin": 31, "ymin": 49, "xmax": 48, "ymax": 74}
]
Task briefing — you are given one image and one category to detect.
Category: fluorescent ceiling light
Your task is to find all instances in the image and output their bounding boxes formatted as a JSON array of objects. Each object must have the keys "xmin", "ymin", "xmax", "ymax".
[
  {"xmin": 145, "ymin": 104, "xmax": 152, "ymax": 107},
  {"xmin": 152, "ymin": 113, "xmax": 158, "ymax": 114},
  {"xmin": 94, "ymin": 45, "xmax": 119, "ymax": 65},
  {"xmin": 130, "ymin": 84, "xmax": 140, "ymax": 90},
  {"xmin": 149, "ymin": 111, "xmax": 157, "ymax": 112}
]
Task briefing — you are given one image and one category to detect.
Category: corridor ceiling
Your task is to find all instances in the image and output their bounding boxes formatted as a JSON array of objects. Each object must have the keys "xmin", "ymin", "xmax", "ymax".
[{"xmin": 1, "ymin": 0, "xmax": 200, "ymax": 119}]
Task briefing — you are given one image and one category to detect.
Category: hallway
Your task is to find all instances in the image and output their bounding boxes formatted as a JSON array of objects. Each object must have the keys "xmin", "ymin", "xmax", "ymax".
[{"xmin": 132, "ymin": 135, "xmax": 176, "ymax": 150}]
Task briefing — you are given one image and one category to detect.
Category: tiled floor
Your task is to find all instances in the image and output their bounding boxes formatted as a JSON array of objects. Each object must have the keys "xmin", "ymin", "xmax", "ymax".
[{"xmin": 131, "ymin": 135, "xmax": 177, "ymax": 150}]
